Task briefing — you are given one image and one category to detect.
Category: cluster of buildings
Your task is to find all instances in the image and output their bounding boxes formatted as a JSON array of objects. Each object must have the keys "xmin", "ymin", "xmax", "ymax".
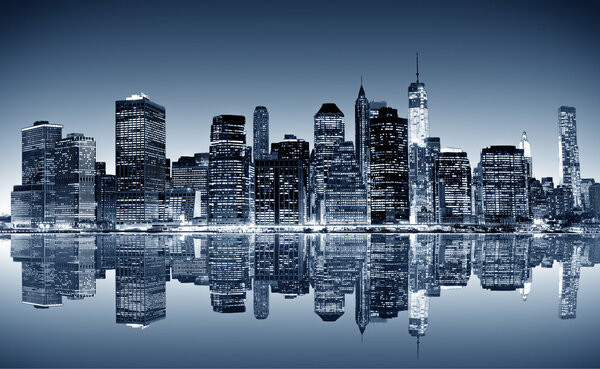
[
  {"xmin": 9, "ymin": 65, "xmax": 600, "ymax": 229},
  {"xmin": 10, "ymin": 233, "xmax": 597, "ymax": 330}
]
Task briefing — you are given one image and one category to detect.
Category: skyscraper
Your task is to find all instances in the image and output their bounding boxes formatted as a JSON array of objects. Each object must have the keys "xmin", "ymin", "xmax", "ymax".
[
  {"xmin": 479, "ymin": 146, "xmax": 530, "ymax": 224},
  {"xmin": 324, "ymin": 141, "xmax": 368, "ymax": 225},
  {"xmin": 355, "ymin": 80, "xmax": 370, "ymax": 186},
  {"xmin": 588, "ymin": 183, "xmax": 600, "ymax": 220},
  {"xmin": 115, "ymin": 94, "xmax": 166, "ymax": 225},
  {"xmin": 558, "ymin": 106, "xmax": 582, "ymax": 208},
  {"xmin": 11, "ymin": 121, "xmax": 63, "ymax": 227},
  {"xmin": 55, "ymin": 133, "xmax": 97, "ymax": 227},
  {"xmin": 435, "ymin": 149, "xmax": 472, "ymax": 223},
  {"xmin": 369, "ymin": 107, "xmax": 409, "ymax": 224},
  {"xmin": 208, "ymin": 115, "xmax": 252, "ymax": 225},
  {"xmin": 408, "ymin": 54, "xmax": 431, "ymax": 223},
  {"xmin": 95, "ymin": 162, "xmax": 116, "ymax": 228},
  {"xmin": 519, "ymin": 131, "xmax": 532, "ymax": 177},
  {"xmin": 255, "ymin": 158, "xmax": 305, "ymax": 225},
  {"xmin": 424, "ymin": 137, "xmax": 441, "ymax": 223},
  {"xmin": 253, "ymin": 106, "xmax": 269, "ymax": 161},
  {"xmin": 311, "ymin": 103, "xmax": 345, "ymax": 224}
]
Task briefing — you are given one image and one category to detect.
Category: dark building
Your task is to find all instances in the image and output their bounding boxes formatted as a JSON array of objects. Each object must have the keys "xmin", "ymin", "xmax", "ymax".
[
  {"xmin": 541, "ymin": 177, "xmax": 555, "ymax": 194},
  {"xmin": 208, "ymin": 115, "xmax": 253, "ymax": 225},
  {"xmin": 255, "ymin": 158, "xmax": 305, "ymax": 225},
  {"xmin": 435, "ymin": 149, "xmax": 472, "ymax": 223},
  {"xmin": 369, "ymin": 107, "xmax": 409, "ymax": 224},
  {"xmin": 324, "ymin": 141, "xmax": 368, "ymax": 225},
  {"xmin": 529, "ymin": 179, "xmax": 549, "ymax": 222},
  {"xmin": 11, "ymin": 121, "xmax": 63, "ymax": 227},
  {"xmin": 423, "ymin": 137, "xmax": 441, "ymax": 223},
  {"xmin": 55, "ymin": 133, "xmax": 96, "ymax": 227},
  {"xmin": 479, "ymin": 146, "xmax": 530, "ymax": 224},
  {"xmin": 115, "ymin": 94, "xmax": 166, "ymax": 225},
  {"xmin": 253, "ymin": 106, "xmax": 269, "ymax": 161},
  {"xmin": 589, "ymin": 183, "xmax": 600, "ymax": 220},
  {"xmin": 548, "ymin": 185, "xmax": 574, "ymax": 220},
  {"xmin": 95, "ymin": 162, "xmax": 116, "ymax": 228}
]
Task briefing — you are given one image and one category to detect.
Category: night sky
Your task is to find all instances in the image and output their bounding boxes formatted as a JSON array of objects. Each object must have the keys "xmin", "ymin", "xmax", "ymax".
[{"xmin": 1, "ymin": 0, "xmax": 599, "ymax": 214}]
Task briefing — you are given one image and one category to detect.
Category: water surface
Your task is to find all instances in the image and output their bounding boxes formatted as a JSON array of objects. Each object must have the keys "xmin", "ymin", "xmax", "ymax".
[{"xmin": 0, "ymin": 233, "xmax": 598, "ymax": 368}]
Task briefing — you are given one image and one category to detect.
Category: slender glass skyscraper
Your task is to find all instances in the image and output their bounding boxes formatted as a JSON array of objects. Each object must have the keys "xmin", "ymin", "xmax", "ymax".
[
  {"xmin": 355, "ymin": 80, "xmax": 370, "ymax": 185},
  {"xmin": 558, "ymin": 106, "xmax": 582, "ymax": 208},
  {"xmin": 115, "ymin": 94, "xmax": 166, "ymax": 225},
  {"xmin": 253, "ymin": 106, "xmax": 269, "ymax": 161},
  {"xmin": 311, "ymin": 103, "xmax": 344, "ymax": 224},
  {"xmin": 408, "ymin": 54, "xmax": 431, "ymax": 223}
]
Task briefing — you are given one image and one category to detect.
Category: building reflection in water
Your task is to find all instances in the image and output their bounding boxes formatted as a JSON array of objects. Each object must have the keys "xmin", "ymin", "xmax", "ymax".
[
  {"xmin": 115, "ymin": 235, "xmax": 167, "ymax": 328},
  {"xmin": 8, "ymin": 233, "xmax": 600, "ymax": 334}
]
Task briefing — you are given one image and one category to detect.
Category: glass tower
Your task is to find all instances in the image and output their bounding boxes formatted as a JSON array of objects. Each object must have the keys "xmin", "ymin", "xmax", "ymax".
[
  {"xmin": 519, "ymin": 131, "xmax": 532, "ymax": 177},
  {"xmin": 208, "ymin": 115, "xmax": 252, "ymax": 225},
  {"xmin": 558, "ymin": 106, "xmax": 582, "ymax": 208},
  {"xmin": 55, "ymin": 133, "xmax": 97, "ymax": 227},
  {"xmin": 355, "ymin": 82, "xmax": 370, "ymax": 186},
  {"xmin": 324, "ymin": 141, "xmax": 368, "ymax": 225},
  {"xmin": 479, "ymin": 146, "xmax": 529, "ymax": 224},
  {"xmin": 311, "ymin": 103, "xmax": 345, "ymax": 224},
  {"xmin": 115, "ymin": 94, "xmax": 166, "ymax": 225},
  {"xmin": 253, "ymin": 106, "xmax": 269, "ymax": 161},
  {"xmin": 369, "ymin": 108, "xmax": 409, "ymax": 224},
  {"xmin": 408, "ymin": 55, "xmax": 431, "ymax": 223},
  {"xmin": 435, "ymin": 149, "xmax": 472, "ymax": 223},
  {"xmin": 11, "ymin": 121, "xmax": 63, "ymax": 227}
]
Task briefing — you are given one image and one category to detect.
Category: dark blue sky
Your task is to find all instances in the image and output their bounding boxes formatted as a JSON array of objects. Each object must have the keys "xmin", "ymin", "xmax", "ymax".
[{"xmin": 1, "ymin": 0, "xmax": 599, "ymax": 213}]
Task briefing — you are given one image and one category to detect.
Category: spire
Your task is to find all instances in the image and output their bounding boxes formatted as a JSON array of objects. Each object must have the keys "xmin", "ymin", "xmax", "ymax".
[
  {"xmin": 416, "ymin": 336, "xmax": 420, "ymax": 359},
  {"xmin": 416, "ymin": 52, "xmax": 420, "ymax": 83},
  {"xmin": 358, "ymin": 76, "xmax": 366, "ymax": 98}
]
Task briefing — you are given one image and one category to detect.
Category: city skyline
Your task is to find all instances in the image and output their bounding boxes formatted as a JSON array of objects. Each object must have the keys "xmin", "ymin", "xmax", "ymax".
[{"xmin": 1, "ymin": 1, "xmax": 599, "ymax": 214}]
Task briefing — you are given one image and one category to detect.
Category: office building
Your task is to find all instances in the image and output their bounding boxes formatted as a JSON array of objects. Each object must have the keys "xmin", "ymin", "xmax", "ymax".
[
  {"xmin": 55, "ymin": 133, "xmax": 96, "ymax": 227},
  {"xmin": 548, "ymin": 185, "xmax": 574, "ymax": 220},
  {"xmin": 369, "ymin": 107, "xmax": 409, "ymax": 224},
  {"xmin": 588, "ymin": 183, "xmax": 600, "ymax": 219},
  {"xmin": 355, "ymin": 81, "xmax": 370, "ymax": 186},
  {"xmin": 580, "ymin": 178, "xmax": 596, "ymax": 212},
  {"xmin": 208, "ymin": 115, "xmax": 252, "ymax": 225},
  {"xmin": 255, "ymin": 158, "xmax": 305, "ymax": 225},
  {"xmin": 408, "ymin": 55, "xmax": 431, "ymax": 223},
  {"xmin": 115, "ymin": 94, "xmax": 166, "ymax": 225},
  {"xmin": 324, "ymin": 141, "xmax": 368, "ymax": 225},
  {"xmin": 253, "ymin": 106, "xmax": 269, "ymax": 161},
  {"xmin": 558, "ymin": 106, "xmax": 582, "ymax": 208},
  {"xmin": 171, "ymin": 153, "xmax": 209, "ymax": 220},
  {"xmin": 95, "ymin": 162, "xmax": 116, "ymax": 228},
  {"xmin": 479, "ymin": 146, "xmax": 529, "ymax": 224},
  {"xmin": 435, "ymin": 149, "xmax": 472, "ymax": 223},
  {"xmin": 11, "ymin": 121, "xmax": 63, "ymax": 227},
  {"xmin": 311, "ymin": 103, "xmax": 345, "ymax": 224}
]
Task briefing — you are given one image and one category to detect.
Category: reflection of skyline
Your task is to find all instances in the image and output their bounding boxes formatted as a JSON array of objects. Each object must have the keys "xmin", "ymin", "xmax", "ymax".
[{"xmin": 7, "ymin": 233, "xmax": 599, "ymax": 334}]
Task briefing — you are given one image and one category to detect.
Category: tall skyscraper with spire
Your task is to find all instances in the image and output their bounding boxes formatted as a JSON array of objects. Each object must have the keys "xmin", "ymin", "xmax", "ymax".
[
  {"xmin": 558, "ymin": 106, "xmax": 582, "ymax": 208},
  {"xmin": 253, "ymin": 106, "xmax": 269, "ymax": 161},
  {"xmin": 408, "ymin": 53, "xmax": 431, "ymax": 223},
  {"xmin": 355, "ymin": 78, "xmax": 370, "ymax": 186},
  {"xmin": 519, "ymin": 131, "xmax": 532, "ymax": 177}
]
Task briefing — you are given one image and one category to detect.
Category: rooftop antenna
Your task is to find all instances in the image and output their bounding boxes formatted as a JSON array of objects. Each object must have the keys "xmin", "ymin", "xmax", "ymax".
[
  {"xmin": 361, "ymin": 75, "xmax": 363, "ymax": 86},
  {"xmin": 417, "ymin": 336, "xmax": 420, "ymax": 359},
  {"xmin": 416, "ymin": 52, "xmax": 420, "ymax": 83}
]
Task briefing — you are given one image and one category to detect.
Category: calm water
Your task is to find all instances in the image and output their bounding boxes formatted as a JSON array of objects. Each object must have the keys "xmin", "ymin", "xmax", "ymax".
[{"xmin": 0, "ymin": 233, "xmax": 599, "ymax": 368}]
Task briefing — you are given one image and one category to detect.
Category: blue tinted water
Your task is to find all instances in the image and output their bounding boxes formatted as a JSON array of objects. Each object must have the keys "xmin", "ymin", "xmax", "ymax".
[{"xmin": 0, "ymin": 233, "xmax": 598, "ymax": 368}]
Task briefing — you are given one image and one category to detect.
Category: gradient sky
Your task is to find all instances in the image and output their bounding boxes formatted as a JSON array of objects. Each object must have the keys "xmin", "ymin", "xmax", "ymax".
[{"xmin": 1, "ymin": 0, "xmax": 599, "ymax": 214}]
